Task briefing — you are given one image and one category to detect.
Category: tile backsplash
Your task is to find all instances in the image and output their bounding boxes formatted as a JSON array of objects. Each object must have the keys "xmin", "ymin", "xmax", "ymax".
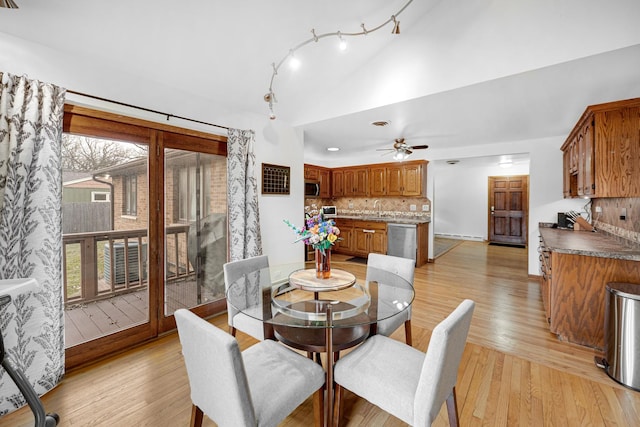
[
  {"xmin": 304, "ymin": 196, "xmax": 431, "ymax": 220},
  {"xmin": 592, "ymin": 198, "xmax": 640, "ymax": 244}
]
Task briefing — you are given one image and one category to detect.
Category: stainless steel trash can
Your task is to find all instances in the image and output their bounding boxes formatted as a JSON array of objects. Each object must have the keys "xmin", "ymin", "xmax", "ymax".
[{"xmin": 604, "ymin": 282, "xmax": 640, "ymax": 391}]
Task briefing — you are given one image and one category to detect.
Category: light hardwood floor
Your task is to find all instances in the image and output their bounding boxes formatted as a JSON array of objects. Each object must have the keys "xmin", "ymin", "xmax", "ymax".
[{"xmin": 4, "ymin": 241, "xmax": 640, "ymax": 426}]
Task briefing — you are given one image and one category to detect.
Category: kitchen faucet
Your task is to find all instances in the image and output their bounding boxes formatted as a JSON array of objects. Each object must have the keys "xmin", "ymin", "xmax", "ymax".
[{"xmin": 373, "ymin": 199, "xmax": 382, "ymax": 217}]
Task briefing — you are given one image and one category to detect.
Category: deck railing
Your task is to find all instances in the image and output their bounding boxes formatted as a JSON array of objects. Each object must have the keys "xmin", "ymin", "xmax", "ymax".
[{"xmin": 62, "ymin": 225, "xmax": 193, "ymax": 306}]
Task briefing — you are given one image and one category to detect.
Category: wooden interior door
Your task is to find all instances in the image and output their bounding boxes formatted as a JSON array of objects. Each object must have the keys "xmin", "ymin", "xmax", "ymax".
[{"xmin": 488, "ymin": 175, "xmax": 528, "ymax": 246}]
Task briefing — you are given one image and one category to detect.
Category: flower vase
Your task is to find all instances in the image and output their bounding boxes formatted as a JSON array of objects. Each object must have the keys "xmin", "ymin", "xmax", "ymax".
[{"xmin": 315, "ymin": 248, "xmax": 331, "ymax": 279}]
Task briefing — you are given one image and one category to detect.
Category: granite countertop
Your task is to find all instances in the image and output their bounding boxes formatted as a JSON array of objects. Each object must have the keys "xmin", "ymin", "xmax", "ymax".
[
  {"xmin": 335, "ymin": 215, "xmax": 430, "ymax": 225},
  {"xmin": 539, "ymin": 227, "xmax": 640, "ymax": 261}
]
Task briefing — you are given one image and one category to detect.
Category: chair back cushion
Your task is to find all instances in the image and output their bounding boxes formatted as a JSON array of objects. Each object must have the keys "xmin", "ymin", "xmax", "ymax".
[
  {"xmin": 366, "ymin": 253, "xmax": 415, "ymax": 335},
  {"xmin": 414, "ymin": 299, "xmax": 475, "ymax": 426},
  {"xmin": 366, "ymin": 253, "xmax": 415, "ymax": 284},
  {"xmin": 223, "ymin": 255, "xmax": 269, "ymax": 322},
  {"xmin": 175, "ymin": 309, "xmax": 256, "ymax": 426}
]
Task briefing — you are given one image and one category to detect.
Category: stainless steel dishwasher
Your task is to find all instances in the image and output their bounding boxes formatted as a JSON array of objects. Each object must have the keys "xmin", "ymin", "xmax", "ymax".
[{"xmin": 387, "ymin": 223, "xmax": 417, "ymax": 261}]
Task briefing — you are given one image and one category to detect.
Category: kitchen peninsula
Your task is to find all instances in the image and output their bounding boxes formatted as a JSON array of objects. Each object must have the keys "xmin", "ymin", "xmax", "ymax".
[{"xmin": 538, "ymin": 226, "xmax": 640, "ymax": 350}]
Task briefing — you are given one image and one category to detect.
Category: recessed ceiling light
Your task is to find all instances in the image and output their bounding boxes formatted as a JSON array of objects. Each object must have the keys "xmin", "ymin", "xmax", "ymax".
[
  {"xmin": 327, "ymin": 147, "xmax": 340, "ymax": 152},
  {"xmin": 371, "ymin": 121, "xmax": 390, "ymax": 127}
]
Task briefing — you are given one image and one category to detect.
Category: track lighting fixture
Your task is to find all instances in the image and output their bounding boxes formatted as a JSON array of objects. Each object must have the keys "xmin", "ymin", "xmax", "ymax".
[
  {"xmin": 264, "ymin": 0, "xmax": 413, "ymax": 119},
  {"xmin": 0, "ymin": 0, "xmax": 18, "ymax": 8},
  {"xmin": 288, "ymin": 50, "xmax": 301, "ymax": 70},
  {"xmin": 392, "ymin": 15, "xmax": 400, "ymax": 34},
  {"xmin": 337, "ymin": 31, "xmax": 347, "ymax": 51}
]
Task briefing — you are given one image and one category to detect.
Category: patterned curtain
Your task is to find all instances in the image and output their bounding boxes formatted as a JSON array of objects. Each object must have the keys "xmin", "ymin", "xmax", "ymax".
[
  {"xmin": 0, "ymin": 72, "xmax": 65, "ymax": 415},
  {"xmin": 226, "ymin": 128, "xmax": 262, "ymax": 261}
]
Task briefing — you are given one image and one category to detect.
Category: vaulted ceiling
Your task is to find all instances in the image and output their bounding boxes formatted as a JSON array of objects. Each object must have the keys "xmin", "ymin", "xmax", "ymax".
[{"xmin": 1, "ymin": 0, "xmax": 639, "ymax": 165}]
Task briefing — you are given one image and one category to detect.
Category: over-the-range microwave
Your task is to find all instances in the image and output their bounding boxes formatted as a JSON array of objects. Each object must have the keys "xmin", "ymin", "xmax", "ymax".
[{"xmin": 304, "ymin": 180, "xmax": 320, "ymax": 197}]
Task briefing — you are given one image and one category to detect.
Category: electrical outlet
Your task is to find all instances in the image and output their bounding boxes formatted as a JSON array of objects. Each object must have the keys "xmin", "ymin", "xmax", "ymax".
[
  {"xmin": 410, "ymin": 204, "xmax": 417, "ymax": 211},
  {"xmin": 595, "ymin": 206, "xmax": 602, "ymax": 213},
  {"xmin": 348, "ymin": 202, "xmax": 354, "ymax": 208},
  {"xmin": 422, "ymin": 204, "xmax": 430, "ymax": 211},
  {"xmin": 620, "ymin": 207, "xmax": 627, "ymax": 220}
]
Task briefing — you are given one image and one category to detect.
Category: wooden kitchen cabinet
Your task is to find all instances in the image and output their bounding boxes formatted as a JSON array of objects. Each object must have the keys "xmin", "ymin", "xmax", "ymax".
[
  {"xmin": 386, "ymin": 162, "xmax": 425, "ymax": 196},
  {"xmin": 315, "ymin": 160, "xmax": 428, "ymax": 198},
  {"xmin": 352, "ymin": 220, "xmax": 387, "ymax": 258},
  {"xmin": 538, "ymin": 235, "xmax": 552, "ymax": 322},
  {"xmin": 334, "ymin": 220, "xmax": 354, "ymax": 253},
  {"xmin": 562, "ymin": 98, "xmax": 640, "ymax": 198},
  {"xmin": 416, "ymin": 222, "xmax": 429, "ymax": 266},
  {"xmin": 539, "ymin": 228, "xmax": 640, "ymax": 350},
  {"xmin": 344, "ymin": 167, "xmax": 368, "ymax": 196},
  {"xmin": 333, "ymin": 219, "xmax": 386, "ymax": 257},
  {"xmin": 369, "ymin": 166, "xmax": 387, "ymax": 197},
  {"xmin": 332, "ymin": 169, "xmax": 344, "ymax": 197},
  {"xmin": 318, "ymin": 168, "xmax": 331, "ymax": 198},
  {"xmin": 305, "ymin": 164, "xmax": 331, "ymax": 198},
  {"xmin": 304, "ymin": 164, "xmax": 319, "ymax": 180}
]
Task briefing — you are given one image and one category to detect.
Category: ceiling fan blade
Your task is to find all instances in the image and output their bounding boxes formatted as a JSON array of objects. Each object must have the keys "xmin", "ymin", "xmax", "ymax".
[
  {"xmin": 409, "ymin": 145, "xmax": 429, "ymax": 150},
  {"xmin": 376, "ymin": 148, "xmax": 395, "ymax": 151}
]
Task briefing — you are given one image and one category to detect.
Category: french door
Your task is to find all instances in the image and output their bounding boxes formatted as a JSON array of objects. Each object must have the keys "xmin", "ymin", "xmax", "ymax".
[{"xmin": 63, "ymin": 105, "xmax": 227, "ymax": 368}]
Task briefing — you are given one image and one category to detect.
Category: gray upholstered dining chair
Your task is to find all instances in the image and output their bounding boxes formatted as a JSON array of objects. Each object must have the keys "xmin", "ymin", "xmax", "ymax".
[
  {"xmin": 333, "ymin": 299, "xmax": 475, "ymax": 427},
  {"xmin": 366, "ymin": 253, "xmax": 415, "ymax": 345},
  {"xmin": 175, "ymin": 309, "xmax": 325, "ymax": 427},
  {"xmin": 223, "ymin": 255, "xmax": 272, "ymax": 340}
]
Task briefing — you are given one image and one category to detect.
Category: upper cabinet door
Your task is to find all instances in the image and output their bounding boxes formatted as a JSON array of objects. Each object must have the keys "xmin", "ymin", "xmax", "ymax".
[
  {"xmin": 386, "ymin": 164, "xmax": 424, "ymax": 196},
  {"xmin": 332, "ymin": 169, "xmax": 344, "ymax": 197},
  {"xmin": 386, "ymin": 165, "xmax": 403, "ymax": 196},
  {"xmin": 402, "ymin": 164, "xmax": 423, "ymax": 196},
  {"xmin": 318, "ymin": 168, "xmax": 331, "ymax": 198},
  {"xmin": 369, "ymin": 166, "xmax": 386, "ymax": 197}
]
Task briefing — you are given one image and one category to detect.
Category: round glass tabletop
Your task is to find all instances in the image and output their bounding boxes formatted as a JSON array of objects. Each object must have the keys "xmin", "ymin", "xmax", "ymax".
[{"xmin": 225, "ymin": 261, "xmax": 414, "ymax": 329}]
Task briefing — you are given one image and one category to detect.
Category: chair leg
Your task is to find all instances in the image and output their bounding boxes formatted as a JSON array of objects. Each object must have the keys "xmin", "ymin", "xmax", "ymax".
[
  {"xmin": 333, "ymin": 383, "xmax": 343, "ymax": 427},
  {"xmin": 313, "ymin": 387, "xmax": 324, "ymax": 427},
  {"xmin": 445, "ymin": 387, "xmax": 459, "ymax": 427},
  {"xmin": 190, "ymin": 404, "xmax": 204, "ymax": 427},
  {"xmin": 404, "ymin": 319, "xmax": 413, "ymax": 346},
  {"xmin": 229, "ymin": 326, "xmax": 237, "ymax": 337}
]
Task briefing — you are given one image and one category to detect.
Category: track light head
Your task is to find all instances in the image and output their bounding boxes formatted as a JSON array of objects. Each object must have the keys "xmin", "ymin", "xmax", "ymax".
[
  {"xmin": 0, "ymin": 0, "xmax": 19, "ymax": 8},
  {"xmin": 392, "ymin": 15, "xmax": 400, "ymax": 34}
]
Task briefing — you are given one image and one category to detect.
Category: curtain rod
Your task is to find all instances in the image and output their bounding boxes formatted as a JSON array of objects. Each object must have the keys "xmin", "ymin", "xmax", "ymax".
[{"xmin": 66, "ymin": 89, "xmax": 230, "ymax": 131}]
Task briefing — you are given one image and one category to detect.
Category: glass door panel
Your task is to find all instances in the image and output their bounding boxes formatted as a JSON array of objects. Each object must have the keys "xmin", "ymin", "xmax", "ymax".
[
  {"xmin": 61, "ymin": 134, "xmax": 149, "ymax": 347},
  {"xmin": 163, "ymin": 149, "xmax": 227, "ymax": 316}
]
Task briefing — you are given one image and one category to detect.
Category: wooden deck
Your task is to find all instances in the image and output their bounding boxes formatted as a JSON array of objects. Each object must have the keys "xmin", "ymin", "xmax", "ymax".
[{"xmin": 65, "ymin": 278, "xmax": 221, "ymax": 347}]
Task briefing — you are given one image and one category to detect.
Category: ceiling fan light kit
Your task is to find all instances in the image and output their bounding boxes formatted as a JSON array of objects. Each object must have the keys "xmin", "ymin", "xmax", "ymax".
[
  {"xmin": 264, "ymin": 0, "xmax": 414, "ymax": 120},
  {"xmin": 377, "ymin": 137, "xmax": 428, "ymax": 161}
]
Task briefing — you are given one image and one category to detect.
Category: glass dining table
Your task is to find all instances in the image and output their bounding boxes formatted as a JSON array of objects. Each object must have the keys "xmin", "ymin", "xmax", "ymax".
[{"xmin": 225, "ymin": 261, "xmax": 415, "ymax": 427}]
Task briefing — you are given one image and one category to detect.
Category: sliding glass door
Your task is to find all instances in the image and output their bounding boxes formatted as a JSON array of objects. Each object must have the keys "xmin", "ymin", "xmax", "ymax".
[
  {"xmin": 162, "ymin": 149, "xmax": 228, "ymax": 318},
  {"xmin": 63, "ymin": 105, "xmax": 227, "ymax": 368},
  {"xmin": 62, "ymin": 134, "xmax": 150, "ymax": 348}
]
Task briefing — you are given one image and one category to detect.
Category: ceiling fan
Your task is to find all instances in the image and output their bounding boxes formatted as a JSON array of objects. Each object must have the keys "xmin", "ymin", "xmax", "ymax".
[{"xmin": 376, "ymin": 138, "xmax": 429, "ymax": 160}]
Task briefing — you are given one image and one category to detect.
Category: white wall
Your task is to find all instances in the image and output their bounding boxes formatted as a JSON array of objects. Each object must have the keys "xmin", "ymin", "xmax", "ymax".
[
  {"xmin": 427, "ymin": 137, "xmax": 585, "ymax": 275},
  {"xmin": 0, "ymin": 32, "xmax": 306, "ymax": 267},
  {"xmin": 432, "ymin": 161, "xmax": 530, "ymax": 241}
]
